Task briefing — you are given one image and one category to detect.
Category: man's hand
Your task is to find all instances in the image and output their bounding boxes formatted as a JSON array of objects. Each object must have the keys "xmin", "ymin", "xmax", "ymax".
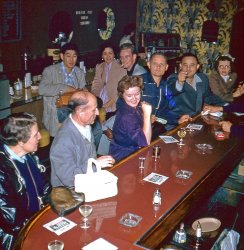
[
  {"xmin": 151, "ymin": 115, "xmax": 156, "ymax": 124},
  {"xmin": 103, "ymin": 128, "xmax": 113, "ymax": 140},
  {"xmin": 178, "ymin": 71, "xmax": 188, "ymax": 84},
  {"xmin": 96, "ymin": 155, "xmax": 115, "ymax": 168},
  {"xmin": 178, "ymin": 114, "xmax": 192, "ymax": 124}
]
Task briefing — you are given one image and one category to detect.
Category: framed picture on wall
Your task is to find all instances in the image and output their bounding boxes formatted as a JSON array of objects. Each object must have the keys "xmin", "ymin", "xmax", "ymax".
[{"xmin": 0, "ymin": 0, "xmax": 22, "ymax": 42}]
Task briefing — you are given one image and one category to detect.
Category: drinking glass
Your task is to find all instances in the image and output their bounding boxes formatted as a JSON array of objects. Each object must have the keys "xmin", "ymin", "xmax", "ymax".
[
  {"xmin": 138, "ymin": 157, "xmax": 146, "ymax": 169},
  {"xmin": 177, "ymin": 128, "xmax": 186, "ymax": 146},
  {"xmin": 79, "ymin": 205, "xmax": 93, "ymax": 229},
  {"xmin": 152, "ymin": 145, "xmax": 161, "ymax": 159},
  {"xmin": 48, "ymin": 240, "xmax": 64, "ymax": 250}
]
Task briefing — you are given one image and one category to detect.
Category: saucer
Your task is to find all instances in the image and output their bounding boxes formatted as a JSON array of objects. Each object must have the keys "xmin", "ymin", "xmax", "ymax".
[{"xmin": 192, "ymin": 217, "xmax": 221, "ymax": 232}]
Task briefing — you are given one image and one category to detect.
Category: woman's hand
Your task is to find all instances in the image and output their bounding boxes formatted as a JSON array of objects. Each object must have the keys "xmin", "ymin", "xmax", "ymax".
[
  {"xmin": 141, "ymin": 101, "xmax": 152, "ymax": 118},
  {"xmin": 219, "ymin": 121, "xmax": 232, "ymax": 133}
]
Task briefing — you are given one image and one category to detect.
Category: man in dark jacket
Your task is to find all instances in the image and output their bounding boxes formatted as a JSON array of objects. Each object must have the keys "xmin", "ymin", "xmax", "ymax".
[{"xmin": 167, "ymin": 53, "xmax": 226, "ymax": 126}]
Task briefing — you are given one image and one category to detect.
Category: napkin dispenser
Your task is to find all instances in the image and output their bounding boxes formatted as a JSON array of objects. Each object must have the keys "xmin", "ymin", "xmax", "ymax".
[{"xmin": 75, "ymin": 158, "xmax": 118, "ymax": 202}]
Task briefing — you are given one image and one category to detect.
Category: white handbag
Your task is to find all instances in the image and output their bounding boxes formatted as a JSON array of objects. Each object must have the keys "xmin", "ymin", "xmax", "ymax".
[{"xmin": 74, "ymin": 158, "xmax": 118, "ymax": 202}]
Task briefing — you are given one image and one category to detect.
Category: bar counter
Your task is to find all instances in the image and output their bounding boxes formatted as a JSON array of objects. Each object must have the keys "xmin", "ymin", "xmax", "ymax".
[
  {"xmin": 11, "ymin": 87, "xmax": 43, "ymax": 127},
  {"xmin": 14, "ymin": 113, "xmax": 244, "ymax": 250}
]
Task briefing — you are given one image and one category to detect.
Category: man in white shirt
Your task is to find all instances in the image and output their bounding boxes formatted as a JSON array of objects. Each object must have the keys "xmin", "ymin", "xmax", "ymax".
[{"xmin": 50, "ymin": 91, "xmax": 115, "ymax": 187}]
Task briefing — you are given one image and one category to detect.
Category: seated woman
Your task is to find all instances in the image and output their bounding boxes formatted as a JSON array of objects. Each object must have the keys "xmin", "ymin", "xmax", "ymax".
[
  {"xmin": 109, "ymin": 75, "xmax": 152, "ymax": 162},
  {"xmin": 91, "ymin": 43, "xmax": 127, "ymax": 116},
  {"xmin": 209, "ymin": 54, "xmax": 244, "ymax": 102},
  {"xmin": 0, "ymin": 113, "xmax": 51, "ymax": 249}
]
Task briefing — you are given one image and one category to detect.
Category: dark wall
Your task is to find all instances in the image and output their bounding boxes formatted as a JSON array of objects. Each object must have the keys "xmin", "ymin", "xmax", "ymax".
[{"xmin": 0, "ymin": 0, "xmax": 137, "ymax": 76}]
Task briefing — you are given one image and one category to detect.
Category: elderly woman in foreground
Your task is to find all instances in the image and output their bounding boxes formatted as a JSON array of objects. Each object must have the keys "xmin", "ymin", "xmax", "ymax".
[
  {"xmin": 0, "ymin": 113, "xmax": 51, "ymax": 250},
  {"xmin": 109, "ymin": 75, "xmax": 152, "ymax": 162}
]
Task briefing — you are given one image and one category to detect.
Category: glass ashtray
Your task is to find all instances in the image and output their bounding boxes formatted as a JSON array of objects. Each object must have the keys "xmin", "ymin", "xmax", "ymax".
[
  {"xmin": 175, "ymin": 170, "xmax": 193, "ymax": 179},
  {"xmin": 195, "ymin": 143, "xmax": 213, "ymax": 150},
  {"xmin": 195, "ymin": 144, "xmax": 213, "ymax": 154},
  {"xmin": 119, "ymin": 213, "xmax": 142, "ymax": 227}
]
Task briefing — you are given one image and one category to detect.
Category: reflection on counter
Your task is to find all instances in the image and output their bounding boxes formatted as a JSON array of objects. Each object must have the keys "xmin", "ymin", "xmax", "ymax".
[
  {"xmin": 10, "ymin": 87, "xmax": 43, "ymax": 128},
  {"xmin": 10, "ymin": 87, "xmax": 42, "ymax": 107}
]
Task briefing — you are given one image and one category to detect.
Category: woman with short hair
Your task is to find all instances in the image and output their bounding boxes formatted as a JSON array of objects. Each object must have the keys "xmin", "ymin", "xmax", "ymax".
[
  {"xmin": 109, "ymin": 75, "xmax": 152, "ymax": 162},
  {"xmin": 0, "ymin": 113, "xmax": 51, "ymax": 250},
  {"xmin": 209, "ymin": 54, "xmax": 243, "ymax": 102}
]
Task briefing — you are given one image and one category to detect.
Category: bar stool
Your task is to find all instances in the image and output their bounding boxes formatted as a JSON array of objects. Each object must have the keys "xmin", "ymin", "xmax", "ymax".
[{"xmin": 39, "ymin": 128, "xmax": 50, "ymax": 148}]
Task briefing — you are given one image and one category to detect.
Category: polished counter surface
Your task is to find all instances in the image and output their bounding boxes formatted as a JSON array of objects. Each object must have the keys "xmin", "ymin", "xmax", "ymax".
[
  {"xmin": 15, "ymin": 114, "xmax": 244, "ymax": 250},
  {"xmin": 10, "ymin": 87, "xmax": 42, "ymax": 108}
]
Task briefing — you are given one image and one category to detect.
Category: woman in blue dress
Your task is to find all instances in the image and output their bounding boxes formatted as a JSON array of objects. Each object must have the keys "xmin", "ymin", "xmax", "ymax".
[{"xmin": 109, "ymin": 75, "xmax": 152, "ymax": 162}]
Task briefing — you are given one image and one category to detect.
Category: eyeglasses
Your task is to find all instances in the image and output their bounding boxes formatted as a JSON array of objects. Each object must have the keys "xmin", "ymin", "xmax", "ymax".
[{"xmin": 218, "ymin": 65, "xmax": 230, "ymax": 69}]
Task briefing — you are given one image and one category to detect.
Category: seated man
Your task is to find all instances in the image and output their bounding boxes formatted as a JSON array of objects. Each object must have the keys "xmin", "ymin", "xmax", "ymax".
[
  {"xmin": 119, "ymin": 43, "xmax": 147, "ymax": 76},
  {"xmin": 50, "ymin": 91, "xmax": 115, "ymax": 187},
  {"xmin": 141, "ymin": 52, "xmax": 191, "ymax": 139},
  {"xmin": 167, "ymin": 53, "xmax": 226, "ymax": 129},
  {"xmin": 39, "ymin": 43, "xmax": 86, "ymax": 137},
  {"xmin": 203, "ymin": 101, "xmax": 244, "ymax": 137}
]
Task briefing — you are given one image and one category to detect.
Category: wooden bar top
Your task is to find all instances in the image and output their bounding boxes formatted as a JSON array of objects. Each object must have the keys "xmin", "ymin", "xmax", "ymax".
[{"xmin": 15, "ymin": 113, "xmax": 244, "ymax": 250}]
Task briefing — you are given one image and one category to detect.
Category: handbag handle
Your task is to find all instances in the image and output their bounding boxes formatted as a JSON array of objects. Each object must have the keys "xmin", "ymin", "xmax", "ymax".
[{"xmin": 87, "ymin": 158, "xmax": 102, "ymax": 174}]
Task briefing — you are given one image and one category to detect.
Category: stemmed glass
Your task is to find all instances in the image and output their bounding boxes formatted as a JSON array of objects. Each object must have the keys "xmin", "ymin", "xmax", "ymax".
[
  {"xmin": 177, "ymin": 128, "xmax": 187, "ymax": 146},
  {"xmin": 79, "ymin": 205, "xmax": 93, "ymax": 229}
]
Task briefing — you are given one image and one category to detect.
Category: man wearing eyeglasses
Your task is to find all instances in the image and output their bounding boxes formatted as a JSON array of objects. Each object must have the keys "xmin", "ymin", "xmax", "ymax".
[
  {"xmin": 119, "ymin": 43, "xmax": 147, "ymax": 76},
  {"xmin": 167, "ymin": 53, "xmax": 226, "ymax": 122}
]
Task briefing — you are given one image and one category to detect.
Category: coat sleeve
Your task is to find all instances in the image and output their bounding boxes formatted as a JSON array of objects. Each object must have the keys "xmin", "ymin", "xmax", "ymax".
[
  {"xmin": 50, "ymin": 128, "xmax": 91, "ymax": 187},
  {"xmin": 39, "ymin": 66, "xmax": 69, "ymax": 96},
  {"xmin": 201, "ymin": 74, "xmax": 226, "ymax": 106},
  {"xmin": 91, "ymin": 63, "xmax": 104, "ymax": 97},
  {"xmin": 209, "ymin": 73, "xmax": 234, "ymax": 102},
  {"xmin": 0, "ymin": 157, "xmax": 30, "ymax": 245}
]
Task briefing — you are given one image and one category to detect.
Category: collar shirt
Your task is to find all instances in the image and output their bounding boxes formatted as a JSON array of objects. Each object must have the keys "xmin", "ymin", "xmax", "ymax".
[
  {"xmin": 221, "ymin": 75, "xmax": 230, "ymax": 83},
  {"xmin": 60, "ymin": 62, "xmax": 77, "ymax": 87},
  {"xmin": 4, "ymin": 144, "xmax": 26, "ymax": 163},
  {"xmin": 70, "ymin": 114, "xmax": 92, "ymax": 142}
]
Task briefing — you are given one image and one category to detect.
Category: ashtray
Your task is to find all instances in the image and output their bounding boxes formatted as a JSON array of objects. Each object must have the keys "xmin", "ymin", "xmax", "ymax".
[
  {"xmin": 119, "ymin": 213, "xmax": 142, "ymax": 227},
  {"xmin": 195, "ymin": 143, "xmax": 213, "ymax": 155},
  {"xmin": 175, "ymin": 170, "xmax": 192, "ymax": 179},
  {"xmin": 195, "ymin": 144, "xmax": 213, "ymax": 150}
]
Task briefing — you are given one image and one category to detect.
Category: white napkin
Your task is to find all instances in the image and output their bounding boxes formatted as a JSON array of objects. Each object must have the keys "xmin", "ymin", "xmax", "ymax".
[
  {"xmin": 220, "ymin": 229, "xmax": 240, "ymax": 250},
  {"xmin": 82, "ymin": 238, "xmax": 118, "ymax": 250}
]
